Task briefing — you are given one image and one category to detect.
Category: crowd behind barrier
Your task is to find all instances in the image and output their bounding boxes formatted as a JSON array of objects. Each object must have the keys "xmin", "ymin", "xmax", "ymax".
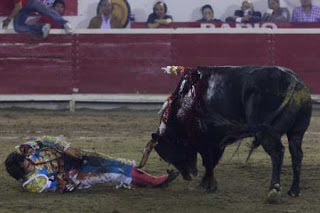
[
  {"xmin": 2, "ymin": 0, "xmax": 320, "ymax": 37},
  {"xmin": 130, "ymin": 21, "xmax": 320, "ymax": 29},
  {"xmin": 1, "ymin": 1, "xmax": 320, "ymax": 98}
]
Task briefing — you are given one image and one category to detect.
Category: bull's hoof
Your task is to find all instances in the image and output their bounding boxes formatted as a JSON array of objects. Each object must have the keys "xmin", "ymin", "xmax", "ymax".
[
  {"xmin": 200, "ymin": 176, "xmax": 217, "ymax": 193},
  {"xmin": 204, "ymin": 185, "xmax": 217, "ymax": 193},
  {"xmin": 181, "ymin": 171, "xmax": 192, "ymax": 181},
  {"xmin": 288, "ymin": 189, "xmax": 300, "ymax": 197},
  {"xmin": 190, "ymin": 168, "xmax": 198, "ymax": 177},
  {"xmin": 267, "ymin": 188, "xmax": 282, "ymax": 204}
]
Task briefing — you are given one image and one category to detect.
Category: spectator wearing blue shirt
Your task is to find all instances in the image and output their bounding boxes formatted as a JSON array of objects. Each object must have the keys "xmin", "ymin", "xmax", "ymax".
[{"xmin": 2, "ymin": 0, "xmax": 72, "ymax": 38}]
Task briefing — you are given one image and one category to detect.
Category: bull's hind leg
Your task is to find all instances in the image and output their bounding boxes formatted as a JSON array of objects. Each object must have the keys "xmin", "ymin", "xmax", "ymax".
[
  {"xmin": 286, "ymin": 132, "xmax": 304, "ymax": 197},
  {"xmin": 286, "ymin": 107, "xmax": 311, "ymax": 196},
  {"xmin": 258, "ymin": 132, "xmax": 284, "ymax": 203}
]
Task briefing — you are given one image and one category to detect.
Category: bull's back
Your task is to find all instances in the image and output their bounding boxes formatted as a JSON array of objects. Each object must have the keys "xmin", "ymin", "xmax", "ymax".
[{"xmin": 200, "ymin": 66, "xmax": 309, "ymax": 123}]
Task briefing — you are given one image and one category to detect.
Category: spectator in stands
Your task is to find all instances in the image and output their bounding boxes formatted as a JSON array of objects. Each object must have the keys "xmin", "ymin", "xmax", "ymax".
[
  {"xmin": 262, "ymin": 0, "xmax": 290, "ymax": 22},
  {"xmin": 292, "ymin": 0, "xmax": 320, "ymax": 22},
  {"xmin": 147, "ymin": 1, "xmax": 173, "ymax": 28},
  {"xmin": 225, "ymin": 0, "xmax": 262, "ymax": 23},
  {"xmin": 88, "ymin": 0, "xmax": 123, "ymax": 29},
  {"xmin": 197, "ymin": 4, "xmax": 221, "ymax": 23},
  {"xmin": 2, "ymin": 0, "xmax": 73, "ymax": 38},
  {"xmin": 37, "ymin": 0, "xmax": 66, "ymax": 29}
]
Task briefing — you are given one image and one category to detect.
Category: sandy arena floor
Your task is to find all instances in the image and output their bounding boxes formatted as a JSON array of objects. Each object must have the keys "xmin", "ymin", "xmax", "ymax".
[{"xmin": 0, "ymin": 108, "xmax": 319, "ymax": 213}]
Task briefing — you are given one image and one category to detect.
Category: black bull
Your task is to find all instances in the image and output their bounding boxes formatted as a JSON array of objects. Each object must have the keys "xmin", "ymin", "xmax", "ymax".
[{"xmin": 139, "ymin": 66, "xmax": 312, "ymax": 199}]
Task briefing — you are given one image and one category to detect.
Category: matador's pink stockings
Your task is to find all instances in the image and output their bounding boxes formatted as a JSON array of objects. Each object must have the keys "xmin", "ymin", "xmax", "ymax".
[{"xmin": 131, "ymin": 167, "xmax": 168, "ymax": 187}]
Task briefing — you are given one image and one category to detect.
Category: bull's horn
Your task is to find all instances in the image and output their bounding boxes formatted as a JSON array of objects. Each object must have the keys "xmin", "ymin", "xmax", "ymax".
[{"xmin": 137, "ymin": 139, "xmax": 156, "ymax": 168}]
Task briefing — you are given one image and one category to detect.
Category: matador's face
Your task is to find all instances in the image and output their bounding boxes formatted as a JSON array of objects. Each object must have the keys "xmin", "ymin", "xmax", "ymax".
[{"xmin": 20, "ymin": 159, "xmax": 35, "ymax": 174}]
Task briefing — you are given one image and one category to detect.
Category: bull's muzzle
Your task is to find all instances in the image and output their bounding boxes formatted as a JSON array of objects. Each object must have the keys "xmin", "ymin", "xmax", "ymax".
[{"xmin": 137, "ymin": 139, "xmax": 157, "ymax": 168}]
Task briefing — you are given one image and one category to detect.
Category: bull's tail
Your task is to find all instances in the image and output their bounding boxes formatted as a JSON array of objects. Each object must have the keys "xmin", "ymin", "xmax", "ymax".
[
  {"xmin": 245, "ymin": 138, "xmax": 260, "ymax": 163},
  {"xmin": 245, "ymin": 75, "xmax": 298, "ymax": 161},
  {"xmin": 265, "ymin": 74, "xmax": 297, "ymax": 124}
]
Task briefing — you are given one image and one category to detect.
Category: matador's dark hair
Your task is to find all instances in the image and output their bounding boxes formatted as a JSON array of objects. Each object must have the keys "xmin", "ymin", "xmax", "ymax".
[{"xmin": 5, "ymin": 152, "xmax": 27, "ymax": 181}]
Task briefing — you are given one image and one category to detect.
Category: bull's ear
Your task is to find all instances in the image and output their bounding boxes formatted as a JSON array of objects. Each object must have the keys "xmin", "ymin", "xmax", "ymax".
[{"xmin": 151, "ymin": 133, "xmax": 160, "ymax": 142}]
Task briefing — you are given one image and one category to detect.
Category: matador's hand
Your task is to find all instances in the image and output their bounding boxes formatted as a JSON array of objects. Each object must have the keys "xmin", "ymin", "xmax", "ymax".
[
  {"xmin": 57, "ymin": 178, "xmax": 77, "ymax": 193},
  {"xmin": 65, "ymin": 183, "xmax": 75, "ymax": 192}
]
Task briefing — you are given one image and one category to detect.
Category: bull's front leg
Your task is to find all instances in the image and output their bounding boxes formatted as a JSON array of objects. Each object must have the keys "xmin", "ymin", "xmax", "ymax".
[
  {"xmin": 199, "ymin": 147, "xmax": 223, "ymax": 193},
  {"xmin": 186, "ymin": 149, "xmax": 198, "ymax": 177}
]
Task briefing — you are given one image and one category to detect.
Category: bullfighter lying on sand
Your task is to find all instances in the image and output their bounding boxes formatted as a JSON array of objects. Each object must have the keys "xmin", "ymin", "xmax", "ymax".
[{"xmin": 5, "ymin": 136, "xmax": 179, "ymax": 193}]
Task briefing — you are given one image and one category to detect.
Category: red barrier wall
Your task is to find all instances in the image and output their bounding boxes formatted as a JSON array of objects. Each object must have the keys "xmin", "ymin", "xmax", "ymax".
[
  {"xmin": 273, "ymin": 34, "xmax": 320, "ymax": 94},
  {"xmin": 0, "ymin": 34, "xmax": 73, "ymax": 94},
  {"xmin": 0, "ymin": 31, "xmax": 319, "ymax": 94},
  {"xmin": 76, "ymin": 34, "xmax": 177, "ymax": 94}
]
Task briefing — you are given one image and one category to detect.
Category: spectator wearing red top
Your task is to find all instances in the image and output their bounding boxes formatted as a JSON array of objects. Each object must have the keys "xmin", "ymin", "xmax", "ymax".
[
  {"xmin": 37, "ymin": 0, "xmax": 66, "ymax": 29},
  {"xmin": 2, "ymin": 0, "xmax": 72, "ymax": 38}
]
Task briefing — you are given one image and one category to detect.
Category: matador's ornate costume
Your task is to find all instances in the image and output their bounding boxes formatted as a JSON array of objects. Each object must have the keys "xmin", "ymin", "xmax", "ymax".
[{"xmin": 16, "ymin": 136, "xmax": 171, "ymax": 193}]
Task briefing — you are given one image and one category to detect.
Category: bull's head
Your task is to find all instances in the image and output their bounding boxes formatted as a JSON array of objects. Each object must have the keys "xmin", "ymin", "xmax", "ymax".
[
  {"xmin": 138, "ymin": 69, "xmax": 201, "ymax": 180},
  {"xmin": 138, "ymin": 122, "xmax": 195, "ymax": 180}
]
